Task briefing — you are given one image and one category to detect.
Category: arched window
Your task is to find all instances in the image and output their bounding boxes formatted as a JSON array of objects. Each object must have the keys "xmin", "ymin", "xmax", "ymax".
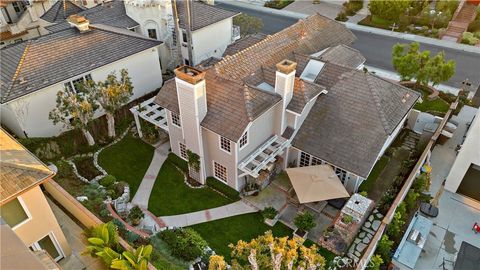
[{"xmin": 144, "ymin": 20, "xmax": 159, "ymax": 40}]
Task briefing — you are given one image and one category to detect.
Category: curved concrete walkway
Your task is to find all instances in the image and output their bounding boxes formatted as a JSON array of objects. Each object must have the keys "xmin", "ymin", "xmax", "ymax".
[
  {"xmin": 157, "ymin": 200, "xmax": 257, "ymax": 227},
  {"xmin": 131, "ymin": 142, "xmax": 169, "ymax": 209}
]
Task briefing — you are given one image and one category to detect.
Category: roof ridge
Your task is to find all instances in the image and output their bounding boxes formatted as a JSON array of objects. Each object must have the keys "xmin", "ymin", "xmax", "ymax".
[
  {"xmin": 4, "ymin": 41, "xmax": 31, "ymax": 102},
  {"xmin": 89, "ymin": 24, "xmax": 162, "ymax": 43}
]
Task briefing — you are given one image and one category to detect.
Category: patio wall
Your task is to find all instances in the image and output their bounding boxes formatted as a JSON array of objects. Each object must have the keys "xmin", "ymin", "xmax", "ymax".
[{"xmin": 355, "ymin": 99, "xmax": 459, "ymax": 270}]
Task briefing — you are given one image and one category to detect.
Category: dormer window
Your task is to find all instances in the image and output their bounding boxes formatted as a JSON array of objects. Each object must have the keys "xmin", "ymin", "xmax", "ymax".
[
  {"xmin": 220, "ymin": 136, "xmax": 231, "ymax": 153},
  {"xmin": 239, "ymin": 130, "xmax": 248, "ymax": 149}
]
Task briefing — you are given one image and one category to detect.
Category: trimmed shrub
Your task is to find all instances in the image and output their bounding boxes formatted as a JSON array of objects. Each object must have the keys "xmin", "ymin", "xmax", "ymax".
[
  {"xmin": 128, "ymin": 205, "xmax": 144, "ymax": 226},
  {"xmin": 468, "ymin": 20, "xmax": 480, "ymax": 32},
  {"xmin": 159, "ymin": 228, "xmax": 208, "ymax": 261},
  {"xmin": 264, "ymin": 0, "xmax": 294, "ymax": 9},
  {"xmin": 168, "ymin": 153, "xmax": 188, "ymax": 172},
  {"xmin": 206, "ymin": 177, "xmax": 240, "ymax": 201},
  {"xmin": 262, "ymin": 207, "xmax": 278, "ymax": 220},
  {"xmin": 125, "ymin": 231, "xmax": 140, "ymax": 245},
  {"xmin": 335, "ymin": 11, "xmax": 348, "ymax": 22},
  {"xmin": 294, "ymin": 211, "xmax": 316, "ymax": 233},
  {"xmin": 461, "ymin": 32, "xmax": 480, "ymax": 45},
  {"xmin": 99, "ymin": 174, "xmax": 116, "ymax": 188}
]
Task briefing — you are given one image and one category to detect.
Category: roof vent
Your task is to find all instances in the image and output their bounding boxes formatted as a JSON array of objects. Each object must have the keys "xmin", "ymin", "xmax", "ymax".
[
  {"xmin": 174, "ymin": 65, "xmax": 205, "ymax": 85},
  {"xmin": 67, "ymin": 15, "xmax": 90, "ymax": 33}
]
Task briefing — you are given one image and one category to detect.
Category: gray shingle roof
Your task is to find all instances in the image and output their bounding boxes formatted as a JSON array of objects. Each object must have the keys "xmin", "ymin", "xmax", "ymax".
[
  {"xmin": 40, "ymin": 0, "xmax": 85, "ymax": 24},
  {"xmin": 155, "ymin": 14, "xmax": 356, "ymax": 141},
  {"xmin": 318, "ymin": 44, "xmax": 365, "ymax": 69},
  {"xmin": 223, "ymin": 33, "xmax": 268, "ymax": 56},
  {"xmin": 176, "ymin": 1, "xmax": 239, "ymax": 31},
  {"xmin": 287, "ymin": 78, "xmax": 325, "ymax": 114},
  {"xmin": 1, "ymin": 25, "xmax": 161, "ymax": 103},
  {"xmin": 45, "ymin": 1, "xmax": 138, "ymax": 33},
  {"xmin": 292, "ymin": 64, "xmax": 420, "ymax": 177}
]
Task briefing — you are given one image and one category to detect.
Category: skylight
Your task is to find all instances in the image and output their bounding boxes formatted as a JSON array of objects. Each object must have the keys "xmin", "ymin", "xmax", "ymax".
[
  {"xmin": 300, "ymin": 60, "xmax": 325, "ymax": 82},
  {"xmin": 257, "ymin": 82, "xmax": 275, "ymax": 92}
]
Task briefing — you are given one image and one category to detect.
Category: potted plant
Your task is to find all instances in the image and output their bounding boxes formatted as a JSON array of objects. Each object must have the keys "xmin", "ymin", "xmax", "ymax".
[
  {"xmin": 262, "ymin": 207, "xmax": 278, "ymax": 226},
  {"xmin": 341, "ymin": 214, "xmax": 354, "ymax": 225},
  {"xmin": 293, "ymin": 211, "xmax": 316, "ymax": 241},
  {"xmin": 128, "ymin": 206, "xmax": 144, "ymax": 226},
  {"xmin": 243, "ymin": 181, "xmax": 259, "ymax": 196}
]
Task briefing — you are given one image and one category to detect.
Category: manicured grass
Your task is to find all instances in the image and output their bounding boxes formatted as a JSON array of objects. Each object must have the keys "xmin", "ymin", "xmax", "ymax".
[
  {"xmin": 358, "ymin": 156, "xmax": 390, "ymax": 194},
  {"xmin": 189, "ymin": 212, "xmax": 293, "ymax": 261},
  {"xmin": 148, "ymin": 157, "xmax": 234, "ymax": 216},
  {"xmin": 98, "ymin": 133, "xmax": 154, "ymax": 197},
  {"xmin": 412, "ymin": 87, "xmax": 450, "ymax": 114}
]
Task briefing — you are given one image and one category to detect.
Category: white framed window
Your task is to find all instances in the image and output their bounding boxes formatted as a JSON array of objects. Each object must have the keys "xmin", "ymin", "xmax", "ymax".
[
  {"xmin": 220, "ymin": 136, "xmax": 231, "ymax": 153},
  {"xmin": 0, "ymin": 197, "xmax": 32, "ymax": 229},
  {"xmin": 239, "ymin": 130, "xmax": 248, "ymax": 149},
  {"xmin": 311, "ymin": 156, "xmax": 323, "ymax": 166},
  {"xmin": 171, "ymin": 112, "xmax": 181, "ymax": 127},
  {"xmin": 299, "ymin": 152, "xmax": 310, "ymax": 167},
  {"xmin": 63, "ymin": 74, "xmax": 92, "ymax": 93},
  {"xmin": 213, "ymin": 161, "xmax": 228, "ymax": 182},
  {"xmin": 30, "ymin": 232, "xmax": 64, "ymax": 262},
  {"xmin": 179, "ymin": 143, "xmax": 187, "ymax": 160}
]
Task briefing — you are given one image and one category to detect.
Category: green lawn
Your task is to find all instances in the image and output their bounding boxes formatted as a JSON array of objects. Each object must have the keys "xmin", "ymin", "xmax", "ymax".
[
  {"xmin": 98, "ymin": 134, "xmax": 154, "ymax": 197},
  {"xmin": 148, "ymin": 157, "xmax": 234, "ymax": 216},
  {"xmin": 413, "ymin": 88, "xmax": 450, "ymax": 114},
  {"xmin": 358, "ymin": 156, "xmax": 390, "ymax": 194},
  {"xmin": 189, "ymin": 212, "xmax": 293, "ymax": 261},
  {"xmin": 304, "ymin": 239, "xmax": 337, "ymax": 266}
]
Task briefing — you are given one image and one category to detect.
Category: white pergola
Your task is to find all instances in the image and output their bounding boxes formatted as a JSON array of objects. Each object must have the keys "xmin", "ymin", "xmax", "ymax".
[
  {"xmin": 238, "ymin": 135, "xmax": 290, "ymax": 178},
  {"xmin": 130, "ymin": 97, "xmax": 168, "ymax": 138}
]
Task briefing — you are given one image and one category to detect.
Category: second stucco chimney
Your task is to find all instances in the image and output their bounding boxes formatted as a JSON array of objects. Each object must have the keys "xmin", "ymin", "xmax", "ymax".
[
  {"xmin": 67, "ymin": 15, "xmax": 90, "ymax": 32},
  {"xmin": 175, "ymin": 66, "xmax": 207, "ymax": 183}
]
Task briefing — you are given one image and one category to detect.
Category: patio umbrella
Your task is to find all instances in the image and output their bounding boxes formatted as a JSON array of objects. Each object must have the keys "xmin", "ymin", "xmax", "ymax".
[{"xmin": 286, "ymin": 165, "xmax": 350, "ymax": 204}]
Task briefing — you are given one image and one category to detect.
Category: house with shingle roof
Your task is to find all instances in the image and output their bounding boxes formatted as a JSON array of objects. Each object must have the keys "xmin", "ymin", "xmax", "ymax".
[
  {"xmin": 0, "ymin": 17, "xmax": 163, "ymax": 137},
  {"xmin": 0, "ymin": 128, "xmax": 71, "ymax": 263},
  {"xmin": 143, "ymin": 13, "xmax": 419, "ymax": 194}
]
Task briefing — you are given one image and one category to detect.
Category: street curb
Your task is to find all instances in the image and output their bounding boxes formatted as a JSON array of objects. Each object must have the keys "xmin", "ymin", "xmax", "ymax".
[{"xmin": 218, "ymin": 1, "xmax": 480, "ymax": 54}]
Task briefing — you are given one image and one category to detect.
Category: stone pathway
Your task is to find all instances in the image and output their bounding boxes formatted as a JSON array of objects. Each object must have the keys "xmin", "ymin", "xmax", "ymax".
[
  {"xmin": 157, "ymin": 200, "xmax": 257, "ymax": 228},
  {"xmin": 347, "ymin": 209, "xmax": 384, "ymax": 263},
  {"xmin": 131, "ymin": 142, "xmax": 169, "ymax": 209}
]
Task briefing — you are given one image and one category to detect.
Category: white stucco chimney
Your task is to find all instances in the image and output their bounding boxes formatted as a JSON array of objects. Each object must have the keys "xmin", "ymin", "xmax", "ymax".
[
  {"xmin": 275, "ymin": 59, "xmax": 296, "ymax": 134},
  {"xmin": 174, "ymin": 66, "xmax": 207, "ymax": 183},
  {"xmin": 67, "ymin": 15, "xmax": 90, "ymax": 32}
]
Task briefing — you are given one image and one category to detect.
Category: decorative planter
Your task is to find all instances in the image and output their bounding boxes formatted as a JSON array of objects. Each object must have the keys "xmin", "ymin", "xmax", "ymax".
[
  {"xmin": 243, "ymin": 189, "xmax": 259, "ymax": 196},
  {"xmin": 264, "ymin": 215, "xmax": 279, "ymax": 227},
  {"xmin": 293, "ymin": 229, "xmax": 308, "ymax": 243}
]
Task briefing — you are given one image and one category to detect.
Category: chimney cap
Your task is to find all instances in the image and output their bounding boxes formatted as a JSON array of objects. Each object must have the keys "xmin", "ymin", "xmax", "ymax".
[
  {"xmin": 174, "ymin": 65, "xmax": 206, "ymax": 85},
  {"xmin": 276, "ymin": 59, "xmax": 297, "ymax": 74},
  {"xmin": 67, "ymin": 15, "xmax": 90, "ymax": 32}
]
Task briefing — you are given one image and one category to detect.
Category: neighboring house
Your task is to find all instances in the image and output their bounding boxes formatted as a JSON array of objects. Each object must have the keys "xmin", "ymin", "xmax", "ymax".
[
  {"xmin": 0, "ymin": 17, "xmax": 163, "ymax": 138},
  {"xmin": 0, "ymin": 129, "xmax": 71, "ymax": 263},
  {"xmin": 445, "ymin": 107, "xmax": 480, "ymax": 201},
  {"xmin": 0, "ymin": 0, "xmax": 56, "ymax": 47},
  {"xmin": 39, "ymin": 0, "xmax": 85, "ymax": 25},
  {"xmin": 147, "ymin": 14, "xmax": 419, "ymax": 193}
]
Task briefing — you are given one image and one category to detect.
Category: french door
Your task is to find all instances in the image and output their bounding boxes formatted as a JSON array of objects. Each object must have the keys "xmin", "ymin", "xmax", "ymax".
[{"xmin": 30, "ymin": 233, "xmax": 64, "ymax": 262}]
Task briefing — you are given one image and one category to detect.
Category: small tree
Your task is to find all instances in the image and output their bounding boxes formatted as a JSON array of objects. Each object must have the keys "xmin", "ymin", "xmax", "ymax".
[
  {"xmin": 128, "ymin": 206, "xmax": 145, "ymax": 226},
  {"xmin": 294, "ymin": 211, "xmax": 316, "ymax": 234},
  {"xmin": 233, "ymin": 14, "xmax": 264, "ymax": 37},
  {"xmin": 49, "ymin": 84, "xmax": 98, "ymax": 146},
  {"xmin": 208, "ymin": 255, "xmax": 227, "ymax": 270},
  {"xmin": 227, "ymin": 231, "xmax": 325, "ymax": 269},
  {"xmin": 392, "ymin": 42, "xmax": 455, "ymax": 88},
  {"xmin": 387, "ymin": 211, "xmax": 405, "ymax": 239},
  {"xmin": 95, "ymin": 69, "xmax": 133, "ymax": 138}
]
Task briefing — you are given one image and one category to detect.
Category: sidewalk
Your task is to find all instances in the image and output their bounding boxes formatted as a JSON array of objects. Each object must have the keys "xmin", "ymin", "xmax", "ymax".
[
  {"xmin": 131, "ymin": 142, "xmax": 169, "ymax": 209},
  {"xmin": 157, "ymin": 200, "xmax": 257, "ymax": 227},
  {"xmin": 283, "ymin": 0, "xmax": 344, "ymax": 19}
]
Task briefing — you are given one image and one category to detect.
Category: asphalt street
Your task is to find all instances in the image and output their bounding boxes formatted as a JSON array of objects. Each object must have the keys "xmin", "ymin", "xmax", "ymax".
[{"xmin": 217, "ymin": 2, "xmax": 480, "ymax": 90}]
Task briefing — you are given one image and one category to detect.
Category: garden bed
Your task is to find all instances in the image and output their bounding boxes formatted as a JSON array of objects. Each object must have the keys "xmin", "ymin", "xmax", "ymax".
[
  {"xmin": 411, "ymin": 86, "xmax": 450, "ymax": 115},
  {"xmin": 98, "ymin": 133, "xmax": 155, "ymax": 197},
  {"xmin": 264, "ymin": 0, "xmax": 294, "ymax": 9},
  {"xmin": 189, "ymin": 212, "xmax": 293, "ymax": 261},
  {"xmin": 148, "ymin": 156, "xmax": 235, "ymax": 216},
  {"xmin": 73, "ymin": 156, "xmax": 102, "ymax": 180}
]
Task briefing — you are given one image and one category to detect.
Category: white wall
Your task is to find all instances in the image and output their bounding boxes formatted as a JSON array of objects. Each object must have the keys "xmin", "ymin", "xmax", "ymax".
[
  {"xmin": 445, "ymin": 109, "xmax": 480, "ymax": 192},
  {"xmin": 1, "ymin": 48, "xmax": 162, "ymax": 138},
  {"xmin": 190, "ymin": 18, "xmax": 232, "ymax": 65}
]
